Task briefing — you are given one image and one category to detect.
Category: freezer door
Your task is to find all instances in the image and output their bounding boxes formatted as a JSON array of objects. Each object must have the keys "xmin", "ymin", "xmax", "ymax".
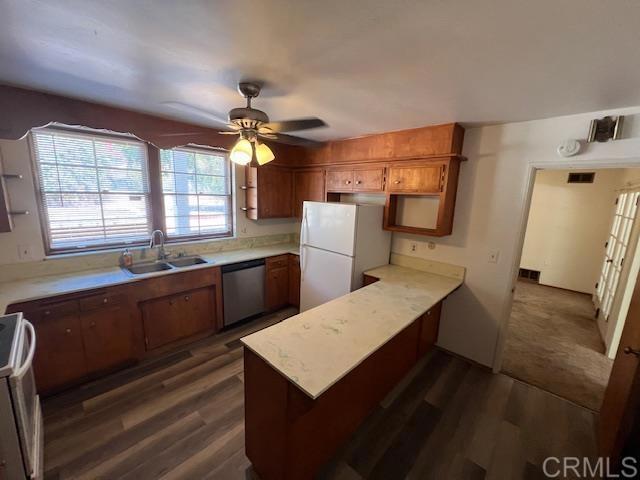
[
  {"xmin": 300, "ymin": 245, "xmax": 354, "ymax": 312},
  {"xmin": 301, "ymin": 201, "xmax": 357, "ymax": 256}
]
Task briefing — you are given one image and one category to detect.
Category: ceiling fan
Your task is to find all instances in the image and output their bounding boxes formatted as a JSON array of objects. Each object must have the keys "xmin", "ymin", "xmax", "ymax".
[{"xmin": 165, "ymin": 82, "xmax": 327, "ymax": 166}]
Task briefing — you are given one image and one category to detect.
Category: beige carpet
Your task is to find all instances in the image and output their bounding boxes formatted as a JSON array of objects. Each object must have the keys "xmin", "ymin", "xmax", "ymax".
[{"xmin": 501, "ymin": 281, "xmax": 613, "ymax": 411}]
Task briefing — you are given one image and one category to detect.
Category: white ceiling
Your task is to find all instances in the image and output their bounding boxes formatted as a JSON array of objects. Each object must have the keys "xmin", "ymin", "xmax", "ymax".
[{"xmin": 1, "ymin": 0, "xmax": 640, "ymax": 141}]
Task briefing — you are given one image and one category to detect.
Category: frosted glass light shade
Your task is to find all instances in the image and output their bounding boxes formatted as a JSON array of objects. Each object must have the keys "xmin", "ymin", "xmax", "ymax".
[
  {"xmin": 230, "ymin": 138, "xmax": 253, "ymax": 165},
  {"xmin": 255, "ymin": 142, "xmax": 275, "ymax": 165}
]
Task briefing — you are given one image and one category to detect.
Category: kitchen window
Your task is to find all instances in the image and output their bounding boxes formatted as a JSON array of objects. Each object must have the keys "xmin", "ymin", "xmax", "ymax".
[
  {"xmin": 160, "ymin": 146, "xmax": 232, "ymax": 239},
  {"xmin": 31, "ymin": 128, "xmax": 233, "ymax": 254}
]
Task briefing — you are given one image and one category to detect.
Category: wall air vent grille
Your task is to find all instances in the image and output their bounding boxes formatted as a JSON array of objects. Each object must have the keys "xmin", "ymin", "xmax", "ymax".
[{"xmin": 567, "ymin": 172, "xmax": 595, "ymax": 184}]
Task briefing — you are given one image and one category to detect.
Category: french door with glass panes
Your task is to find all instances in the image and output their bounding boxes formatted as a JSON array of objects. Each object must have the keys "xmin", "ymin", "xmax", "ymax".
[{"xmin": 595, "ymin": 190, "xmax": 640, "ymax": 320}]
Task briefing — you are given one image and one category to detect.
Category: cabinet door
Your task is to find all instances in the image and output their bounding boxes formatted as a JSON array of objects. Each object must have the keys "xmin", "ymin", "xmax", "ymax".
[
  {"xmin": 33, "ymin": 314, "xmax": 87, "ymax": 392},
  {"xmin": 417, "ymin": 301, "xmax": 442, "ymax": 356},
  {"xmin": 326, "ymin": 170, "xmax": 354, "ymax": 192},
  {"xmin": 289, "ymin": 254, "xmax": 301, "ymax": 307},
  {"xmin": 353, "ymin": 168, "xmax": 385, "ymax": 192},
  {"xmin": 387, "ymin": 165, "xmax": 443, "ymax": 193},
  {"xmin": 258, "ymin": 167, "xmax": 293, "ymax": 218},
  {"xmin": 141, "ymin": 295, "xmax": 184, "ymax": 350},
  {"xmin": 141, "ymin": 287, "xmax": 215, "ymax": 350},
  {"xmin": 179, "ymin": 287, "xmax": 216, "ymax": 338},
  {"xmin": 293, "ymin": 170, "xmax": 325, "ymax": 218},
  {"xmin": 81, "ymin": 305, "xmax": 135, "ymax": 373},
  {"xmin": 266, "ymin": 265, "xmax": 290, "ymax": 311}
]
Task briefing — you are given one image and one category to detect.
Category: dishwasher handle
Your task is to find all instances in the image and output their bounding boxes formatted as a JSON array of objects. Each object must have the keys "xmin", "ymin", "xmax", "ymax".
[{"xmin": 221, "ymin": 258, "xmax": 265, "ymax": 274}]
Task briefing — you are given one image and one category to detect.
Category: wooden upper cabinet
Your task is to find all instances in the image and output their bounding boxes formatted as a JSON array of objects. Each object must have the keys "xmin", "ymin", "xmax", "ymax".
[
  {"xmin": 244, "ymin": 166, "xmax": 293, "ymax": 219},
  {"xmin": 353, "ymin": 168, "xmax": 384, "ymax": 192},
  {"xmin": 293, "ymin": 170, "xmax": 325, "ymax": 219},
  {"xmin": 386, "ymin": 164, "xmax": 443, "ymax": 193},
  {"xmin": 326, "ymin": 170, "xmax": 354, "ymax": 192}
]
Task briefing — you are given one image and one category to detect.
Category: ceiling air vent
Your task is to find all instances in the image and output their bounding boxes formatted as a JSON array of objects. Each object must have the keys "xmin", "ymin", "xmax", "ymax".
[{"xmin": 567, "ymin": 172, "xmax": 595, "ymax": 184}]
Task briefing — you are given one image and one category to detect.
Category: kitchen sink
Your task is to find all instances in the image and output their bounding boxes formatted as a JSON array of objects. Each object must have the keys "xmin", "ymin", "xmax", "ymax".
[
  {"xmin": 168, "ymin": 256, "xmax": 209, "ymax": 268},
  {"xmin": 124, "ymin": 261, "xmax": 173, "ymax": 275}
]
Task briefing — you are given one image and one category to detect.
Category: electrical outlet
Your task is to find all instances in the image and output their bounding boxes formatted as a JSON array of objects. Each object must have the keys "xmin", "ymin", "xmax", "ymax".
[
  {"xmin": 17, "ymin": 244, "xmax": 34, "ymax": 261},
  {"xmin": 488, "ymin": 249, "xmax": 500, "ymax": 264}
]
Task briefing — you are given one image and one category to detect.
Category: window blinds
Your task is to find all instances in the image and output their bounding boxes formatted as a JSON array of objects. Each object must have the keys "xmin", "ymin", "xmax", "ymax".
[
  {"xmin": 160, "ymin": 147, "xmax": 232, "ymax": 238},
  {"xmin": 32, "ymin": 129, "xmax": 152, "ymax": 251}
]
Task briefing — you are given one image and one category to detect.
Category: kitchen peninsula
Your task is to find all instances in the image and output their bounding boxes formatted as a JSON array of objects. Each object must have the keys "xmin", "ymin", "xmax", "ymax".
[{"xmin": 241, "ymin": 259, "xmax": 464, "ymax": 479}]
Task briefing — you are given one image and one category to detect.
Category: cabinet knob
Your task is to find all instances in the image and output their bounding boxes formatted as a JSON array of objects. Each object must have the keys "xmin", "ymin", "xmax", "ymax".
[
  {"xmin": 90, "ymin": 322, "xmax": 96, "ymax": 328},
  {"xmin": 345, "ymin": 180, "xmax": 351, "ymax": 185},
  {"xmin": 394, "ymin": 180, "xmax": 401, "ymax": 184},
  {"xmin": 427, "ymin": 310, "xmax": 431, "ymax": 316},
  {"xmin": 355, "ymin": 180, "xmax": 362, "ymax": 185},
  {"xmin": 103, "ymin": 298, "xmax": 109, "ymax": 304},
  {"xmin": 184, "ymin": 295, "xmax": 190, "ymax": 302},
  {"xmin": 44, "ymin": 310, "xmax": 51, "ymax": 316},
  {"xmin": 65, "ymin": 328, "xmax": 72, "ymax": 334}
]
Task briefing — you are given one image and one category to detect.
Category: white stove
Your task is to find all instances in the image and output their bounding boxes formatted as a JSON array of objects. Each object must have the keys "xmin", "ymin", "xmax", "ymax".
[{"xmin": 0, "ymin": 313, "xmax": 42, "ymax": 480}]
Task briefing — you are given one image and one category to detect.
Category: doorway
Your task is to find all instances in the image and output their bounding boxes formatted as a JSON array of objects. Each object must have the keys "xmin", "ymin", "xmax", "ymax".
[{"xmin": 501, "ymin": 168, "xmax": 640, "ymax": 411}]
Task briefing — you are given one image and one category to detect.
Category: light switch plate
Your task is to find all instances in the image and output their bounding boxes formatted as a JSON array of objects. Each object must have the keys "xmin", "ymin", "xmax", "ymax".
[{"xmin": 488, "ymin": 249, "xmax": 500, "ymax": 264}]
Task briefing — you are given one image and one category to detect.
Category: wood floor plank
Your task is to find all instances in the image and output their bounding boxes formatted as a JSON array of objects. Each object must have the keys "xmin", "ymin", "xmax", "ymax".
[
  {"xmin": 40, "ymin": 311, "xmax": 599, "ymax": 480},
  {"xmin": 72, "ymin": 411, "xmax": 206, "ymax": 480},
  {"xmin": 119, "ymin": 403, "xmax": 244, "ymax": 480}
]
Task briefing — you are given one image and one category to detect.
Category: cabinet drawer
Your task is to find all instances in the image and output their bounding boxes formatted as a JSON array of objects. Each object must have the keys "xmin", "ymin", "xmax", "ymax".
[
  {"xmin": 326, "ymin": 170, "xmax": 354, "ymax": 191},
  {"xmin": 79, "ymin": 293, "xmax": 124, "ymax": 311},
  {"xmin": 34, "ymin": 300, "xmax": 79, "ymax": 321},
  {"xmin": 387, "ymin": 165, "xmax": 443, "ymax": 193},
  {"xmin": 353, "ymin": 168, "xmax": 384, "ymax": 191},
  {"xmin": 266, "ymin": 255, "xmax": 289, "ymax": 270}
]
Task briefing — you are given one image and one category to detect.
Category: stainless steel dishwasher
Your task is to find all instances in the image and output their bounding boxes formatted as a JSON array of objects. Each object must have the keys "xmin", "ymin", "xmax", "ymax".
[{"xmin": 222, "ymin": 259, "xmax": 266, "ymax": 327}]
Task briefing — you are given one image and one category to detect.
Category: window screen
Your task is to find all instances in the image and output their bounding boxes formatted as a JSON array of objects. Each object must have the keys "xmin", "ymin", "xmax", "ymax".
[
  {"xmin": 160, "ymin": 146, "xmax": 232, "ymax": 239},
  {"xmin": 32, "ymin": 129, "xmax": 152, "ymax": 252}
]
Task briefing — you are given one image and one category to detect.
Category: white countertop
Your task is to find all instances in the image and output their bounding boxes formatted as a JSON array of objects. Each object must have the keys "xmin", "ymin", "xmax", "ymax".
[
  {"xmin": 0, "ymin": 244, "xmax": 299, "ymax": 313},
  {"xmin": 241, "ymin": 263, "xmax": 463, "ymax": 399}
]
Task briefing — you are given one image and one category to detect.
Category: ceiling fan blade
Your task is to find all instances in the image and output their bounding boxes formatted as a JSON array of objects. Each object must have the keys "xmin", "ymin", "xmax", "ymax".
[
  {"xmin": 260, "ymin": 132, "xmax": 324, "ymax": 147},
  {"xmin": 162, "ymin": 102, "xmax": 230, "ymax": 127},
  {"xmin": 259, "ymin": 117, "xmax": 327, "ymax": 133}
]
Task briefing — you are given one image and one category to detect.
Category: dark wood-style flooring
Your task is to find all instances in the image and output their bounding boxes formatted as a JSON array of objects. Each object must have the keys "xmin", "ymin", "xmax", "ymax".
[{"xmin": 42, "ymin": 308, "xmax": 597, "ymax": 479}]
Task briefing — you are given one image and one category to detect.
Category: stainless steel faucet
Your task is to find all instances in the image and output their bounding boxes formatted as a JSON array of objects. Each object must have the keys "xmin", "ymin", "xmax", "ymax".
[{"xmin": 149, "ymin": 230, "xmax": 168, "ymax": 261}]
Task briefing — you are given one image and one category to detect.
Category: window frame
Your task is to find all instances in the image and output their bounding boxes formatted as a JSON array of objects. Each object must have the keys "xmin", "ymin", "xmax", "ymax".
[
  {"xmin": 30, "ymin": 127, "xmax": 234, "ymax": 256},
  {"xmin": 158, "ymin": 144, "xmax": 234, "ymax": 243}
]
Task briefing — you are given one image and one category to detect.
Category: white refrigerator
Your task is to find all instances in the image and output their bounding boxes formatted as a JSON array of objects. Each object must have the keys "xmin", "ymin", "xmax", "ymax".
[{"xmin": 299, "ymin": 201, "xmax": 391, "ymax": 311}]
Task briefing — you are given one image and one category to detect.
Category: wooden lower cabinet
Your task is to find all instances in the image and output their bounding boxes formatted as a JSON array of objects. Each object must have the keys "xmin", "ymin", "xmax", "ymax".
[
  {"xmin": 244, "ymin": 300, "xmax": 444, "ymax": 479},
  {"xmin": 33, "ymin": 313, "xmax": 87, "ymax": 393},
  {"xmin": 141, "ymin": 286, "xmax": 216, "ymax": 350},
  {"xmin": 362, "ymin": 273, "xmax": 380, "ymax": 287},
  {"xmin": 417, "ymin": 301, "xmax": 441, "ymax": 356},
  {"xmin": 266, "ymin": 255, "xmax": 290, "ymax": 311},
  {"xmin": 81, "ymin": 304, "xmax": 135, "ymax": 373},
  {"xmin": 288, "ymin": 254, "xmax": 300, "ymax": 308}
]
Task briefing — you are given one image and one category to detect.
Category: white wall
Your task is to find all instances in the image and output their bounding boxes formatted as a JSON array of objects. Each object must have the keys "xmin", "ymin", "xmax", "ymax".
[
  {"xmin": 520, "ymin": 169, "xmax": 623, "ymax": 293},
  {"xmin": 392, "ymin": 105, "xmax": 640, "ymax": 368},
  {"xmin": 0, "ymin": 136, "xmax": 298, "ymax": 266}
]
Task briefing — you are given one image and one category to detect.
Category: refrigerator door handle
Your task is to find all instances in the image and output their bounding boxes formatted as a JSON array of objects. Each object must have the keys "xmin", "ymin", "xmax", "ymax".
[
  {"xmin": 301, "ymin": 208, "xmax": 309, "ymax": 246},
  {"xmin": 300, "ymin": 245, "xmax": 306, "ymax": 282}
]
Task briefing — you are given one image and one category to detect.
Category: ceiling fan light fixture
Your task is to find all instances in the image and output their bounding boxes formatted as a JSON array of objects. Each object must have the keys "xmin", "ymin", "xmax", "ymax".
[
  {"xmin": 255, "ymin": 142, "xmax": 275, "ymax": 166},
  {"xmin": 230, "ymin": 138, "xmax": 253, "ymax": 165}
]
